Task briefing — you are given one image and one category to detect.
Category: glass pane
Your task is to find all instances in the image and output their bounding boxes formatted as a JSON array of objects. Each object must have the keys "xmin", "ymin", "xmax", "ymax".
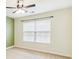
[
  {"xmin": 23, "ymin": 32, "xmax": 34, "ymax": 42},
  {"xmin": 36, "ymin": 32, "xmax": 50, "ymax": 43},
  {"xmin": 23, "ymin": 21, "xmax": 35, "ymax": 31},
  {"xmin": 36, "ymin": 19, "xmax": 51, "ymax": 31}
]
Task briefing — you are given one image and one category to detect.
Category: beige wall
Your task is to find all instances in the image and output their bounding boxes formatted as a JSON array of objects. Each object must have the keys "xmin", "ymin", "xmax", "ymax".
[{"xmin": 14, "ymin": 7, "xmax": 72, "ymax": 58}]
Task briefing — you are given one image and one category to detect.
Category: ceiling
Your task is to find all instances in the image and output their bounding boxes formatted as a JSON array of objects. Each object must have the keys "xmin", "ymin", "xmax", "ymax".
[{"xmin": 6, "ymin": 0, "xmax": 72, "ymax": 18}]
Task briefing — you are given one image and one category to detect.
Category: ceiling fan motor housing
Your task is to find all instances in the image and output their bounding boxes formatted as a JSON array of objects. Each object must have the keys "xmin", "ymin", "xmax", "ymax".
[{"xmin": 17, "ymin": 0, "xmax": 24, "ymax": 8}]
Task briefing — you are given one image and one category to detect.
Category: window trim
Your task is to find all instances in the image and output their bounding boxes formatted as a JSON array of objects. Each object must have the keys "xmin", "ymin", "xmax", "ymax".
[{"xmin": 22, "ymin": 17, "xmax": 53, "ymax": 44}]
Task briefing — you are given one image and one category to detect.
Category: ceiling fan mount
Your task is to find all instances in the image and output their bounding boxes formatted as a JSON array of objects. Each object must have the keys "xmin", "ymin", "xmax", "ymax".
[{"xmin": 6, "ymin": 0, "xmax": 36, "ymax": 13}]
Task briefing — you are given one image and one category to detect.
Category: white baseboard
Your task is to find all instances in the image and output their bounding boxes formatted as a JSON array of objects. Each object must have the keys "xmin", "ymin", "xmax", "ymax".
[{"xmin": 6, "ymin": 46, "xmax": 14, "ymax": 50}]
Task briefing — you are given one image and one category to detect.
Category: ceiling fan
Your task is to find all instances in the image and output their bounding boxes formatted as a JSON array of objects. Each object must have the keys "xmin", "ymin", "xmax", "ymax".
[{"xmin": 6, "ymin": 0, "xmax": 36, "ymax": 13}]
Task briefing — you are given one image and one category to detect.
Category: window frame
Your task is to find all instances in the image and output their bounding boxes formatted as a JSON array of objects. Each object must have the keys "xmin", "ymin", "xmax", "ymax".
[{"xmin": 22, "ymin": 18, "xmax": 53, "ymax": 44}]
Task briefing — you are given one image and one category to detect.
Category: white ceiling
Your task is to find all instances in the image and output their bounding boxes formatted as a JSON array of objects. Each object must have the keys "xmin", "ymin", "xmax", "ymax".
[{"xmin": 6, "ymin": 0, "xmax": 72, "ymax": 18}]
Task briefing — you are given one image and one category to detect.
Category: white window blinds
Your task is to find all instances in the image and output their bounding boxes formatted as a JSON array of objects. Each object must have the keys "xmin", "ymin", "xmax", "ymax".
[{"xmin": 23, "ymin": 17, "xmax": 52, "ymax": 43}]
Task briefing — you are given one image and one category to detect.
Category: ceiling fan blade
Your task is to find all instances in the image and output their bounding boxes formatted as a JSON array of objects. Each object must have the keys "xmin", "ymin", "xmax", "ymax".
[
  {"xmin": 24, "ymin": 4, "xmax": 35, "ymax": 8},
  {"xmin": 6, "ymin": 7, "xmax": 16, "ymax": 9},
  {"xmin": 12, "ymin": 10, "xmax": 18, "ymax": 13}
]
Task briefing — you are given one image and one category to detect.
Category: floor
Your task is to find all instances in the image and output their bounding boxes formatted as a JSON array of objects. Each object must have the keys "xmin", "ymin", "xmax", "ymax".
[{"xmin": 6, "ymin": 47, "xmax": 71, "ymax": 59}]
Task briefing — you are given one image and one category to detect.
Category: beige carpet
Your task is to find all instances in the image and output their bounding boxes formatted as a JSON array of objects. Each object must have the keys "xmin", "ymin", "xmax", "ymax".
[{"xmin": 6, "ymin": 47, "xmax": 71, "ymax": 59}]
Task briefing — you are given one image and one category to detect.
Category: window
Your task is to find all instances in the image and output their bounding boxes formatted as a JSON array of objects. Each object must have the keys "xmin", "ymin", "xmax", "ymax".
[{"xmin": 23, "ymin": 18, "xmax": 52, "ymax": 43}]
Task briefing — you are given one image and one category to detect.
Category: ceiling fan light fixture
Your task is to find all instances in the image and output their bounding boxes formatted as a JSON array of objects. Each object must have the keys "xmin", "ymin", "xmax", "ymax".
[{"xmin": 16, "ymin": 9, "xmax": 25, "ymax": 13}]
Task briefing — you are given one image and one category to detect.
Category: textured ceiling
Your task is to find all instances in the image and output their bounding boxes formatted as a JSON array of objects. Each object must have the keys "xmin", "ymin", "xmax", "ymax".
[{"xmin": 6, "ymin": 0, "xmax": 72, "ymax": 18}]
